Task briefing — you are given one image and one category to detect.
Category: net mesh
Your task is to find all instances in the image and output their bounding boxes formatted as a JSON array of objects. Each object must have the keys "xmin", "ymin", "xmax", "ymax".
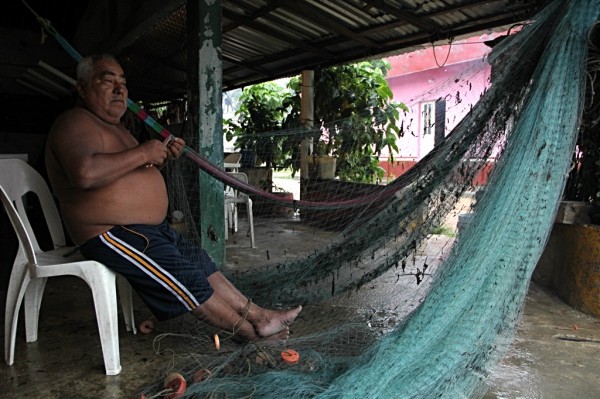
[{"xmin": 132, "ymin": 0, "xmax": 600, "ymax": 397}]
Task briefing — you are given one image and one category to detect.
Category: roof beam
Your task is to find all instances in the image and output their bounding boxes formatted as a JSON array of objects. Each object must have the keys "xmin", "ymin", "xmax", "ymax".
[
  {"xmin": 279, "ymin": 1, "xmax": 379, "ymax": 48},
  {"xmin": 221, "ymin": 4, "xmax": 537, "ymax": 91},
  {"xmin": 222, "ymin": 8, "xmax": 334, "ymax": 59},
  {"xmin": 222, "ymin": 54, "xmax": 272, "ymax": 77},
  {"xmin": 222, "ymin": 0, "xmax": 282, "ymax": 33},
  {"xmin": 362, "ymin": 0, "xmax": 438, "ymax": 32},
  {"xmin": 427, "ymin": 0, "xmax": 531, "ymax": 14}
]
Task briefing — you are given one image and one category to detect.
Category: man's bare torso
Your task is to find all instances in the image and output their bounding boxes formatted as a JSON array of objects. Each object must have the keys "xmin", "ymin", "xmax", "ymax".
[{"xmin": 46, "ymin": 107, "xmax": 168, "ymax": 244}]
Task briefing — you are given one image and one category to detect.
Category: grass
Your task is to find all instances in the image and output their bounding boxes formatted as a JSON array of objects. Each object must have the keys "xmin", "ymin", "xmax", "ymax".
[
  {"xmin": 431, "ymin": 225, "xmax": 457, "ymax": 237},
  {"xmin": 272, "ymin": 168, "xmax": 298, "ymax": 180}
]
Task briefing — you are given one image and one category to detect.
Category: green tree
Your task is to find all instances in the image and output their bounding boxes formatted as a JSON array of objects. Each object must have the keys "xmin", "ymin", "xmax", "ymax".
[
  {"xmin": 226, "ymin": 60, "xmax": 407, "ymax": 183},
  {"xmin": 224, "ymin": 82, "xmax": 293, "ymax": 170},
  {"xmin": 290, "ymin": 60, "xmax": 407, "ymax": 182}
]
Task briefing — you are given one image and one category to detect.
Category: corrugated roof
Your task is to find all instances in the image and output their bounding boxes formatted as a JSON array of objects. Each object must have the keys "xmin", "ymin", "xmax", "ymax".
[
  {"xmin": 2, "ymin": 0, "xmax": 544, "ymax": 106},
  {"xmin": 115, "ymin": 0, "xmax": 544, "ymax": 104}
]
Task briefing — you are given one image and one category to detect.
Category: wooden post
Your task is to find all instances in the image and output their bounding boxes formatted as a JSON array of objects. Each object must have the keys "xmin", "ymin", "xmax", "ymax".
[{"xmin": 300, "ymin": 70, "xmax": 314, "ymax": 195}]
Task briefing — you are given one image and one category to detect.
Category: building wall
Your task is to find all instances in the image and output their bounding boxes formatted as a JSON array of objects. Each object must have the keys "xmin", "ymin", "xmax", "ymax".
[{"xmin": 381, "ymin": 32, "xmax": 505, "ymax": 184}]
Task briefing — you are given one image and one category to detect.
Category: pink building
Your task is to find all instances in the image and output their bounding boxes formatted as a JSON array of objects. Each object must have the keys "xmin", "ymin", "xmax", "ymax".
[{"xmin": 382, "ymin": 32, "xmax": 506, "ymax": 184}]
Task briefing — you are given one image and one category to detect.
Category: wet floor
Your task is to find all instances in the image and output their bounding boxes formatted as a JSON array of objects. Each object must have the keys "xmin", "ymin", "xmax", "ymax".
[{"xmin": 1, "ymin": 216, "xmax": 599, "ymax": 398}]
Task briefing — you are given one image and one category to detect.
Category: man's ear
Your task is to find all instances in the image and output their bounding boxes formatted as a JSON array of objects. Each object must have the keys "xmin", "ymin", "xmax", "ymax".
[{"xmin": 76, "ymin": 82, "xmax": 85, "ymax": 98}]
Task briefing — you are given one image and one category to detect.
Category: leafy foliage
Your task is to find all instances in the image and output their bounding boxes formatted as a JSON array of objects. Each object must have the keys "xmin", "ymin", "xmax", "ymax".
[
  {"xmin": 225, "ymin": 60, "xmax": 408, "ymax": 183},
  {"xmin": 224, "ymin": 82, "xmax": 294, "ymax": 170},
  {"xmin": 288, "ymin": 60, "xmax": 408, "ymax": 182}
]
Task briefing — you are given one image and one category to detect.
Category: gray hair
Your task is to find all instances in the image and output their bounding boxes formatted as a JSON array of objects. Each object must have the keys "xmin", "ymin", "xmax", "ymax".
[{"xmin": 76, "ymin": 53, "xmax": 120, "ymax": 85}]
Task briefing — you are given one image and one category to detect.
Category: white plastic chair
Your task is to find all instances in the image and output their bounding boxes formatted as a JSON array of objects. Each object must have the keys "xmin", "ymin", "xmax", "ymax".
[
  {"xmin": 223, "ymin": 152, "xmax": 242, "ymax": 172},
  {"xmin": 0, "ymin": 158, "xmax": 136, "ymax": 376},
  {"xmin": 224, "ymin": 172, "xmax": 255, "ymax": 248}
]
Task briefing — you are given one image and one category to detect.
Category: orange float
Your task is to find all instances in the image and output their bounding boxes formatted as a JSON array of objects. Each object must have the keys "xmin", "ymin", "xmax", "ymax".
[
  {"xmin": 139, "ymin": 319, "xmax": 154, "ymax": 334},
  {"xmin": 280, "ymin": 349, "xmax": 300, "ymax": 365},
  {"xmin": 164, "ymin": 372, "xmax": 187, "ymax": 399}
]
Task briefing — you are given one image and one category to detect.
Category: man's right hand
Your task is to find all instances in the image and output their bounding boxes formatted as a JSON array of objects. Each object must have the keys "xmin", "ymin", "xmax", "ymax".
[{"xmin": 140, "ymin": 139, "xmax": 169, "ymax": 167}]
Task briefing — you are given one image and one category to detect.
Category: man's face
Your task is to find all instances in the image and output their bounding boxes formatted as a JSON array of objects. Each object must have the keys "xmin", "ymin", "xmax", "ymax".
[{"xmin": 79, "ymin": 59, "xmax": 128, "ymax": 124}]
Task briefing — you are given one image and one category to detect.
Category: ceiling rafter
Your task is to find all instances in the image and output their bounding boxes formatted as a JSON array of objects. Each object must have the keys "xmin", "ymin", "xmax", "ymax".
[
  {"xmin": 220, "ymin": 6, "xmax": 537, "ymax": 91},
  {"xmin": 222, "ymin": 0, "xmax": 283, "ymax": 33},
  {"xmin": 1, "ymin": 0, "xmax": 544, "ymax": 105},
  {"xmin": 223, "ymin": 54, "xmax": 272, "ymax": 77},
  {"xmin": 429, "ymin": 0, "xmax": 529, "ymax": 14},
  {"xmin": 279, "ymin": 1, "xmax": 380, "ymax": 48},
  {"xmin": 362, "ymin": 0, "xmax": 438, "ymax": 32},
  {"xmin": 222, "ymin": 8, "xmax": 334, "ymax": 59},
  {"xmin": 380, "ymin": 14, "xmax": 531, "ymax": 51},
  {"xmin": 222, "ymin": 0, "xmax": 537, "ymax": 83}
]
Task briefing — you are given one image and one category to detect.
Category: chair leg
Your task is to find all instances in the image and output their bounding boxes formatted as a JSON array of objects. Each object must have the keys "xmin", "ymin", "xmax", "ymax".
[
  {"xmin": 247, "ymin": 198, "xmax": 255, "ymax": 248},
  {"xmin": 24, "ymin": 278, "xmax": 47, "ymax": 343},
  {"xmin": 4, "ymin": 264, "xmax": 30, "ymax": 366},
  {"xmin": 224, "ymin": 203, "xmax": 229, "ymax": 240},
  {"xmin": 233, "ymin": 203, "xmax": 239, "ymax": 233},
  {"xmin": 116, "ymin": 275, "xmax": 136, "ymax": 334},
  {"xmin": 81, "ymin": 266, "xmax": 122, "ymax": 376}
]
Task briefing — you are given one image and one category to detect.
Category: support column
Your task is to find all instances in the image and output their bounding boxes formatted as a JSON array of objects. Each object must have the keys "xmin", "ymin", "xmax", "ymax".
[
  {"xmin": 300, "ymin": 70, "xmax": 314, "ymax": 196},
  {"xmin": 187, "ymin": 0, "xmax": 225, "ymax": 265}
]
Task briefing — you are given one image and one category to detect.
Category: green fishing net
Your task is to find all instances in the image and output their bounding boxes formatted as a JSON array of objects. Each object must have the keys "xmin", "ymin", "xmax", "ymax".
[{"xmin": 128, "ymin": 0, "xmax": 599, "ymax": 397}]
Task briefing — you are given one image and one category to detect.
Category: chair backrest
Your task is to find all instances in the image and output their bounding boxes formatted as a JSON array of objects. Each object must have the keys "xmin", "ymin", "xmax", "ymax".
[
  {"xmin": 228, "ymin": 172, "xmax": 248, "ymax": 184},
  {"xmin": 0, "ymin": 159, "xmax": 66, "ymax": 252},
  {"xmin": 0, "ymin": 184, "xmax": 37, "ymax": 268},
  {"xmin": 225, "ymin": 172, "xmax": 249, "ymax": 198}
]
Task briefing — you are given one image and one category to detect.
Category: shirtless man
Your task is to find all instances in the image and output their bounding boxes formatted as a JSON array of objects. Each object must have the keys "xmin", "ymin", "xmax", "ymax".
[{"xmin": 45, "ymin": 53, "xmax": 301, "ymax": 341}]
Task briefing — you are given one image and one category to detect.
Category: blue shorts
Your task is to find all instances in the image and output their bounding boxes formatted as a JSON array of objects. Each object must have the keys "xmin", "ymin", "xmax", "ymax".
[{"xmin": 79, "ymin": 220, "xmax": 217, "ymax": 321}]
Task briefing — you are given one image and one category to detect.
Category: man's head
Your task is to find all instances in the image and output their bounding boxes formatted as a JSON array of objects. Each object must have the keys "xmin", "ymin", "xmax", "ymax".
[{"xmin": 76, "ymin": 54, "xmax": 128, "ymax": 124}]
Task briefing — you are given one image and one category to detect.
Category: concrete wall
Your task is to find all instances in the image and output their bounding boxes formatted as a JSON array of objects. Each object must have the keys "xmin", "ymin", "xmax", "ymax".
[
  {"xmin": 379, "ymin": 32, "xmax": 505, "ymax": 182},
  {"xmin": 533, "ymin": 204, "xmax": 600, "ymax": 318}
]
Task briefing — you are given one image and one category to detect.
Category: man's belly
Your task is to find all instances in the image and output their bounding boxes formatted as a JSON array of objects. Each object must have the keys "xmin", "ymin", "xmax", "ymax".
[{"xmin": 61, "ymin": 169, "xmax": 169, "ymax": 243}]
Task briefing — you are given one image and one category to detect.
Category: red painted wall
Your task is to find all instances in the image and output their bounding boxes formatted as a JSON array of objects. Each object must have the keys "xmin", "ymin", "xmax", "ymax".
[{"xmin": 380, "ymin": 32, "xmax": 506, "ymax": 185}]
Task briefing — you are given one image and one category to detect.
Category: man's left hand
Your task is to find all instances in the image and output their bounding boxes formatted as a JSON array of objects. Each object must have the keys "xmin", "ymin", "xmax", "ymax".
[{"xmin": 165, "ymin": 136, "xmax": 185, "ymax": 161}]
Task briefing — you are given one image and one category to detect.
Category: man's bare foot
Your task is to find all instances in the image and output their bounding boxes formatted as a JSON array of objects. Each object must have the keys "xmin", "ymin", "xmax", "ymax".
[
  {"xmin": 230, "ymin": 326, "xmax": 290, "ymax": 344},
  {"xmin": 253, "ymin": 305, "xmax": 302, "ymax": 338},
  {"xmin": 258, "ymin": 327, "xmax": 290, "ymax": 343}
]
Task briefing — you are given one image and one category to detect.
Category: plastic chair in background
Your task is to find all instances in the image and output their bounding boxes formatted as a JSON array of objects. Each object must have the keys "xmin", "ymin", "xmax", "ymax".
[
  {"xmin": 223, "ymin": 152, "xmax": 242, "ymax": 172},
  {"xmin": 0, "ymin": 158, "xmax": 136, "ymax": 376},
  {"xmin": 224, "ymin": 172, "xmax": 255, "ymax": 248}
]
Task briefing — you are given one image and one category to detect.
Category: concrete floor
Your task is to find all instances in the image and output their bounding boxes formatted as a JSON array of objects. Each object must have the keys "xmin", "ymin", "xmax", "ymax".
[{"xmin": 1, "ymin": 215, "xmax": 599, "ymax": 398}]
